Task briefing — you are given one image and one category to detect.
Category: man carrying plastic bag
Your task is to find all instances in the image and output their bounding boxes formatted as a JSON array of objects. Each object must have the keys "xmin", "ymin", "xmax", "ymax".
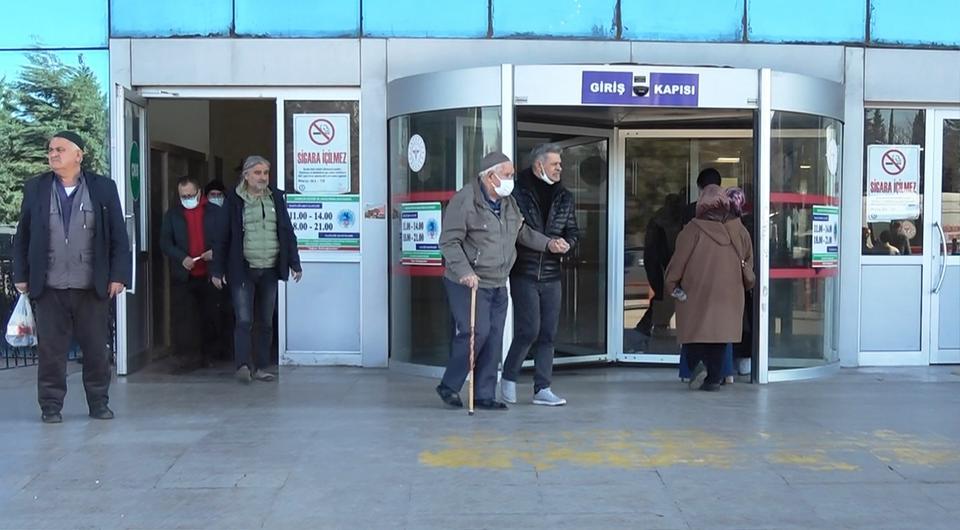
[
  {"xmin": 6, "ymin": 293, "xmax": 38, "ymax": 348},
  {"xmin": 12, "ymin": 131, "xmax": 131, "ymax": 424}
]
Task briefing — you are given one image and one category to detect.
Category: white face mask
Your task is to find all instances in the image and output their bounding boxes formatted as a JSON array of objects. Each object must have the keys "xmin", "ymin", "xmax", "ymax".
[
  {"xmin": 492, "ymin": 175, "xmax": 515, "ymax": 197},
  {"xmin": 181, "ymin": 194, "xmax": 200, "ymax": 210},
  {"xmin": 208, "ymin": 195, "xmax": 224, "ymax": 207},
  {"xmin": 538, "ymin": 167, "xmax": 557, "ymax": 186}
]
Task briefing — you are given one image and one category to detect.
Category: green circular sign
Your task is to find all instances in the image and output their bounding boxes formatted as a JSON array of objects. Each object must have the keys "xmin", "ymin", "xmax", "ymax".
[{"xmin": 129, "ymin": 141, "xmax": 141, "ymax": 201}]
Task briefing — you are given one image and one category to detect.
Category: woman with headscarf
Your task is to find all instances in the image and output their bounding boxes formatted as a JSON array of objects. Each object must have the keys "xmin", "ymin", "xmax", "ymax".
[{"xmin": 664, "ymin": 185, "xmax": 754, "ymax": 391}]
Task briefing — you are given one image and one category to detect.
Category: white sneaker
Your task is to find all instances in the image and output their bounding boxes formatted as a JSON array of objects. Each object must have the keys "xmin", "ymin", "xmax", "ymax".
[
  {"xmin": 738, "ymin": 358, "xmax": 752, "ymax": 376},
  {"xmin": 500, "ymin": 379, "xmax": 517, "ymax": 404},
  {"xmin": 533, "ymin": 388, "xmax": 566, "ymax": 406}
]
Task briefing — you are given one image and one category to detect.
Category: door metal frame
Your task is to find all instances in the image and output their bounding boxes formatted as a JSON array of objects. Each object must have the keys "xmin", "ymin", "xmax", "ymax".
[
  {"xmin": 516, "ymin": 121, "xmax": 616, "ymax": 365},
  {"xmin": 614, "ymin": 128, "xmax": 756, "ymax": 366},
  {"xmin": 930, "ymin": 108, "xmax": 960, "ymax": 364},
  {"xmin": 111, "ymin": 84, "xmax": 148, "ymax": 376}
]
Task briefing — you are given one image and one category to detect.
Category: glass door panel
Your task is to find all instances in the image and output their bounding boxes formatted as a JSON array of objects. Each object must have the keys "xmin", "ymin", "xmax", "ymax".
[
  {"xmin": 932, "ymin": 113, "xmax": 960, "ymax": 364},
  {"xmin": 620, "ymin": 133, "xmax": 755, "ymax": 358},
  {"xmin": 515, "ymin": 130, "xmax": 609, "ymax": 361},
  {"xmin": 768, "ymin": 112, "xmax": 842, "ymax": 370}
]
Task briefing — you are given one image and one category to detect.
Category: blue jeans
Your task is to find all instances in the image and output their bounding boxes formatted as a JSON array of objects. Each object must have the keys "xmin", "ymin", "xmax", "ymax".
[
  {"xmin": 679, "ymin": 343, "xmax": 734, "ymax": 379},
  {"xmin": 230, "ymin": 268, "xmax": 279, "ymax": 371},
  {"xmin": 440, "ymin": 278, "xmax": 508, "ymax": 401},
  {"xmin": 502, "ymin": 277, "xmax": 562, "ymax": 392}
]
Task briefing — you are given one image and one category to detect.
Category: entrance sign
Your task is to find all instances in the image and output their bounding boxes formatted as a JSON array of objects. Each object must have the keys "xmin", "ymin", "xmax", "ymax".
[
  {"xmin": 582, "ymin": 71, "xmax": 699, "ymax": 107},
  {"xmin": 293, "ymin": 113, "xmax": 351, "ymax": 194},
  {"xmin": 866, "ymin": 144, "xmax": 921, "ymax": 222},
  {"xmin": 287, "ymin": 194, "xmax": 360, "ymax": 252},
  {"xmin": 400, "ymin": 202, "xmax": 442, "ymax": 266},
  {"xmin": 812, "ymin": 205, "xmax": 839, "ymax": 268},
  {"xmin": 129, "ymin": 141, "xmax": 141, "ymax": 201}
]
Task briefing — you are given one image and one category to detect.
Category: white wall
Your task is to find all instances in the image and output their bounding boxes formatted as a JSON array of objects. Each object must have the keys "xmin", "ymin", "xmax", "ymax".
[{"xmin": 149, "ymin": 99, "xmax": 210, "ymax": 155}]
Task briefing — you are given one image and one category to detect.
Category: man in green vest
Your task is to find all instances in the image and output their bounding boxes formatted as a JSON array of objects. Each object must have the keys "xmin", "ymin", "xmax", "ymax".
[{"xmin": 211, "ymin": 156, "xmax": 303, "ymax": 383}]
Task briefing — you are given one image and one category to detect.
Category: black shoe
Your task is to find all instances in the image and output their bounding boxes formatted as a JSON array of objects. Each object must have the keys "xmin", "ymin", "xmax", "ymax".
[
  {"xmin": 41, "ymin": 410, "xmax": 62, "ymax": 424},
  {"xmin": 435, "ymin": 385, "xmax": 463, "ymax": 408},
  {"xmin": 700, "ymin": 382, "xmax": 721, "ymax": 392},
  {"xmin": 475, "ymin": 399, "xmax": 509, "ymax": 410},
  {"xmin": 89, "ymin": 405, "xmax": 115, "ymax": 420}
]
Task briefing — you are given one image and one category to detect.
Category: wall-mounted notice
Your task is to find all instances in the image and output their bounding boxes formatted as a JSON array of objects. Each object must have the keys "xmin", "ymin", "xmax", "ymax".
[
  {"xmin": 866, "ymin": 144, "xmax": 921, "ymax": 222},
  {"xmin": 400, "ymin": 202, "xmax": 442, "ymax": 266},
  {"xmin": 287, "ymin": 194, "xmax": 360, "ymax": 252},
  {"xmin": 812, "ymin": 205, "xmax": 839, "ymax": 268},
  {"xmin": 293, "ymin": 113, "xmax": 351, "ymax": 194}
]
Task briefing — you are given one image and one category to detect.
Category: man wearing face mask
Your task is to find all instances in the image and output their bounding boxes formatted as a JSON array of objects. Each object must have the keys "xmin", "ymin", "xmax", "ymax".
[
  {"xmin": 501, "ymin": 143, "xmax": 577, "ymax": 406},
  {"xmin": 436, "ymin": 152, "xmax": 568, "ymax": 411},
  {"xmin": 160, "ymin": 175, "xmax": 221, "ymax": 372}
]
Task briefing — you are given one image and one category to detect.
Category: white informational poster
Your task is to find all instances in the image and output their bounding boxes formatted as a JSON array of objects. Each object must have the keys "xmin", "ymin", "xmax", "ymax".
[
  {"xmin": 287, "ymin": 194, "xmax": 360, "ymax": 252},
  {"xmin": 812, "ymin": 205, "xmax": 839, "ymax": 269},
  {"xmin": 866, "ymin": 144, "xmax": 921, "ymax": 222},
  {"xmin": 400, "ymin": 202, "xmax": 442, "ymax": 266},
  {"xmin": 293, "ymin": 113, "xmax": 351, "ymax": 194}
]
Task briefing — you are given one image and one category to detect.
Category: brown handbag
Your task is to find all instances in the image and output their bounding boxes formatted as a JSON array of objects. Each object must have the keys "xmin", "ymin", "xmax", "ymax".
[{"xmin": 726, "ymin": 223, "xmax": 755, "ymax": 288}]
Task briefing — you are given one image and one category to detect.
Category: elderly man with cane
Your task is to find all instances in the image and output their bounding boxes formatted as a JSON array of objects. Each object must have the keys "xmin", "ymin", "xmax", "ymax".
[{"xmin": 435, "ymin": 152, "xmax": 569, "ymax": 412}]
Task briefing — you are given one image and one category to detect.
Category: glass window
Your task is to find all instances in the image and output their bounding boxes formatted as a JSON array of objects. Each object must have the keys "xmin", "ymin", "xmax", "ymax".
[
  {"xmin": 942, "ymin": 119, "xmax": 960, "ymax": 256},
  {"xmin": 0, "ymin": 0, "xmax": 107, "ymax": 48},
  {"xmin": 621, "ymin": 0, "xmax": 744, "ymax": 41},
  {"xmin": 283, "ymin": 101, "xmax": 360, "ymax": 194},
  {"xmin": 111, "ymin": 0, "xmax": 231, "ymax": 37},
  {"xmin": 769, "ymin": 112, "xmax": 842, "ymax": 369},
  {"xmin": 493, "ymin": 0, "xmax": 617, "ymax": 38},
  {"xmin": 871, "ymin": 0, "xmax": 960, "ymax": 47},
  {"xmin": 748, "ymin": 0, "xmax": 865, "ymax": 42},
  {"xmin": 235, "ymin": 0, "xmax": 359, "ymax": 37},
  {"xmin": 363, "ymin": 0, "xmax": 488, "ymax": 38},
  {"xmin": 389, "ymin": 107, "xmax": 501, "ymax": 366},
  {"xmin": 862, "ymin": 109, "xmax": 925, "ymax": 256}
]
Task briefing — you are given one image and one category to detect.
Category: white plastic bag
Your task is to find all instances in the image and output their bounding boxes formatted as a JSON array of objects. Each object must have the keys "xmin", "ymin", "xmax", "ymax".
[{"xmin": 6, "ymin": 293, "xmax": 38, "ymax": 347}]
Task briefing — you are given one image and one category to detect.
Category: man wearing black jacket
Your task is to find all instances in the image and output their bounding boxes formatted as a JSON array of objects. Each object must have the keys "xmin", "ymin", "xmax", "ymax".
[
  {"xmin": 210, "ymin": 156, "xmax": 303, "ymax": 384},
  {"xmin": 159, "ymin": 175, "xmax": 222, "ymax": 372},
  {"xmin": 501, "ymin": 143, "xmax": 579, "ymax": 406},
  {"xmin": 13, "ymin": 131, "xmax": 131, "ymax": 423}
]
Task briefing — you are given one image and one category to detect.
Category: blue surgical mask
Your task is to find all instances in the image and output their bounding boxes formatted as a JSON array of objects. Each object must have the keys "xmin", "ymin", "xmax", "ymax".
[
  {"xmin": 181, "ymin": 194, "xmax": 200, "ymax": 210},
  {"xmin": 208, "ymin": 195, "xmax": 224, "ymax": 207}
]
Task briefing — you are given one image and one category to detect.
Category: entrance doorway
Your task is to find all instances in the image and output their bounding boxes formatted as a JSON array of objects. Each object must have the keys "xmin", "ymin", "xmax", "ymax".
[
  {"xmin": 386, "ymin": 64, "xmax": 845, "ymax": 383},
  {"xmin": 515, "ymin": 108, "xmax": 757, "ymax": 369},
  {"xmin": 112, "ymin": 92, "xmax": 278, "ymax": 375}
]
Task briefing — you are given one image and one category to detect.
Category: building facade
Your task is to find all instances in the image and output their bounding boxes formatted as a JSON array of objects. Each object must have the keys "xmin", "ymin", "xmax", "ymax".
[{"xmin": 2, "ymin": 1, "xmax": 958, "ymax": 382}]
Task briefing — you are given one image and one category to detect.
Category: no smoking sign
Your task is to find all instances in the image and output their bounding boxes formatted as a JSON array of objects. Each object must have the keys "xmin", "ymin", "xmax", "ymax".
[
  {"xmin": 881, "ymin": 148, "xmax": 906, "ymax": 176},
  {"xmin": 309, "ymin": 118, "xmax": 335, "ymax": 146}
]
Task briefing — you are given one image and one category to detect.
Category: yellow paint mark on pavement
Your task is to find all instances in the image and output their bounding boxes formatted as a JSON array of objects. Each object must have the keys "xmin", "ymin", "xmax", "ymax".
[
  {"xmin": 419, "ymin": 429, "xmax": 960, "ymax": 472},
  {"xmin": 768, "ymin": 451, "xmax": 859, "ymax": 471}
]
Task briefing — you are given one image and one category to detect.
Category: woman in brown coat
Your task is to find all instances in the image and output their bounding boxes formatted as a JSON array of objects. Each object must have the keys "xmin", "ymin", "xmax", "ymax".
[{"xmin": 664, "ymin": 185, "xmax": 754, "ymax": 391}]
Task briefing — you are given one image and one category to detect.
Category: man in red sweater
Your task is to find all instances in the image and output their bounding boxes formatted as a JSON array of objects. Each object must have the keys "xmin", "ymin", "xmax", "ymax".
[{"xmin": 160, "ymin": 176, "xmax": 222, "ymax": 372}]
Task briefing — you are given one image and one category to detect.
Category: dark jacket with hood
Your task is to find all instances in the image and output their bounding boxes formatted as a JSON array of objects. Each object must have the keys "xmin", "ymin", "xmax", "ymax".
[
  {"xmin": 510, "ymin": 168, "xmax": 579, "ymax": 282},
  {"xmin": 13, "ymin": 171, "xmax": 131, "ymax": 299},
  {"xmin": 210, "ymin": 184, "xmax": 302, "ymax": 284}
]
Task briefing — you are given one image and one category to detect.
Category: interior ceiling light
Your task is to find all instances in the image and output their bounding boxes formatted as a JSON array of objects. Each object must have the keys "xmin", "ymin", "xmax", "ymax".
[{"xmin": 713, "ymin": 157, "xmax": 740, "ymax": 163}]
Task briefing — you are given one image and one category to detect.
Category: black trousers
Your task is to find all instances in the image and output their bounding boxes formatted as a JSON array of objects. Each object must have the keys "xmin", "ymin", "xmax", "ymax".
[
  {"xmin": 684, "ymin": 343, "xmax": 726, "ymax": 386},
  {"xmin": 35, "ymin": 288, "xmax": 111, "ymax": 412},
  {"xmin": 171, "ymin": 276, "xmax": 222, "ymax": 366}
]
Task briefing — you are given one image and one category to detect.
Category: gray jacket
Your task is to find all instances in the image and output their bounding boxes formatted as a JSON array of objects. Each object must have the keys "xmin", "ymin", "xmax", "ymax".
[{"xmin": 440, "ymin": 178, "xmax": 550, "ymax": 289}]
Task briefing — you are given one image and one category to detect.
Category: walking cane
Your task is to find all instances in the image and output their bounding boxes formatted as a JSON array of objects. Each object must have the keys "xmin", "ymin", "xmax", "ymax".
[{"xmin": 468, "ymin": 286, "xmax": 477, "ymax": 416}]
